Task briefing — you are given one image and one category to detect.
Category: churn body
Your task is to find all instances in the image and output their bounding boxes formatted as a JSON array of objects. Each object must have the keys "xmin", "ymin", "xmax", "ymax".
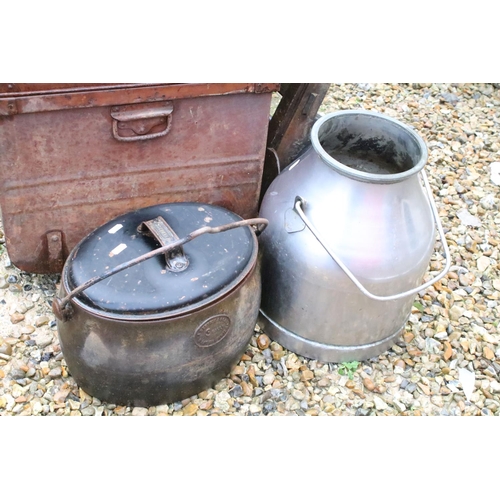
[{"xmin": 258, "ymin": 110, "xmax": 447, "ymax": 362}]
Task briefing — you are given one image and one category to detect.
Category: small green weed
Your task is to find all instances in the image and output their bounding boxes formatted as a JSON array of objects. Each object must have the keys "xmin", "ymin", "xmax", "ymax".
[
  {"xmin": 412, "ymin": 301, "xmax": 424, "ymax": 312},
  {"xmin": 338, "ymin": 361, "xmax": 359, "ymax": 380}
]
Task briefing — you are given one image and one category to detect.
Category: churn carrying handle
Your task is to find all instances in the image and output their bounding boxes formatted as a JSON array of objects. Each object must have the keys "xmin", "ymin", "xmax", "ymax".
[
  {"xmin": 294, "ymin": 169, "xmax": 451, "ymax": 302},
  {"xmin": 53, "ymin": 217, "xmax": 268, "ymax": 322}
]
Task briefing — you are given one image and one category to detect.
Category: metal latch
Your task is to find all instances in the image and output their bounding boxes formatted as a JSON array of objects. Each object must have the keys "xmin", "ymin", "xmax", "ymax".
[{"xmin": 139, "ymin": 217, "xmax": 189, "ymax": 272}]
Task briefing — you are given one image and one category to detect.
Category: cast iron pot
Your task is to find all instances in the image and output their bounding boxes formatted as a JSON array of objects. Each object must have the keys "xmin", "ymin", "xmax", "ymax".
[{"xmin": 52, "ymin": 202, "xmax": 267, "ymax": 407}]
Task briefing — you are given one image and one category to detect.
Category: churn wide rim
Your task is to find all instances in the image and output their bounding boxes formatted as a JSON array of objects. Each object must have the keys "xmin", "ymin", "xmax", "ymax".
[{"xmin": 311, "ymin": 110, "xmax": 429, "ymax": 184}]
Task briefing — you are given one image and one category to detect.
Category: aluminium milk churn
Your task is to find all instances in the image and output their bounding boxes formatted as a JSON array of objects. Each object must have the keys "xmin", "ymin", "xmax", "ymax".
[{"xmin": 258, "ymin": 110, "xmax": 451, "ymax": 362}]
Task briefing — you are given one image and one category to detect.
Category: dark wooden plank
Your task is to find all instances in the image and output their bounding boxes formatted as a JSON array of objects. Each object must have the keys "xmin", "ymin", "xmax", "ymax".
[{"xmin": 260, "ymin": 83, "xmax": 330, "ymax": 203}]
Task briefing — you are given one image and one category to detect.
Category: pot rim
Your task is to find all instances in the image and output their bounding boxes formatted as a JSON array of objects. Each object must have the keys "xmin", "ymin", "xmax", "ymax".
[
  {"xmin": 60, "ymin": 226, "xmax": 259, "ymax": 322},
  {"xmin": 311, "ymin": 110, "xmax": 429, "ymax": 184}
]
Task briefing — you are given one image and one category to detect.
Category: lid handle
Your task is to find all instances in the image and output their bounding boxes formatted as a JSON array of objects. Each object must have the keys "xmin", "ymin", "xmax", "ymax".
[
  {"xmin": 139, "ymin": 216, "xmax": 189, "ymax": 272},
  {"xmin": 52, "ymin": 217, "xmax": 268, "ymax": 322}
]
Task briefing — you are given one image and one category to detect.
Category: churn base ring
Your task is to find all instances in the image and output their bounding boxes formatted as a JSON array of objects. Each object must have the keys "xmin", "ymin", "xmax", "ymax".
[{"xmin": 258, "ymin": 310, "xmax": 404, "ymax": 363}]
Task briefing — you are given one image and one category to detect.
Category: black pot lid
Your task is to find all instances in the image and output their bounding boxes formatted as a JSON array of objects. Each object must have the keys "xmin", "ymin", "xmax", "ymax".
[{"xmin": 64, "ymin": 203, "xmax": 257, "ymax": 320}]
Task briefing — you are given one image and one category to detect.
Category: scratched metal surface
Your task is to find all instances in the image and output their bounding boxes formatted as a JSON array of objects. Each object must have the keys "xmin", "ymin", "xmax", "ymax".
[{"xmin": 0, "ymin": 84, "xmax": 274, "ymax": 273}]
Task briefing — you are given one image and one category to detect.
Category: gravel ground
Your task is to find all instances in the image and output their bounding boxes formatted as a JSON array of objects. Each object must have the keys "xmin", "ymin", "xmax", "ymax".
[{"xmin": 1, "ymin": 83, "xmax": 500, "ymax": 416}]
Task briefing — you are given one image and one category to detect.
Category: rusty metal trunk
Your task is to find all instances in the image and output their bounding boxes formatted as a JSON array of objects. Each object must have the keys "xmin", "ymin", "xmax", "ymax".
[{"xmin": 0, "ymin": 83, "xmax": 277, "ymax": 273}]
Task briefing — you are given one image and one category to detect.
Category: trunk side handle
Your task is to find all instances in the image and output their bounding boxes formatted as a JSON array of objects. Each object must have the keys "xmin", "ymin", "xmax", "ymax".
[{"xmin": 110, "ymin": 102, "xmax": 173, "ymax": 142}]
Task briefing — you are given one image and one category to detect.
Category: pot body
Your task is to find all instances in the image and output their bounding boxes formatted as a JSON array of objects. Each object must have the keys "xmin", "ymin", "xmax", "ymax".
[
  {"xmin": 258, "ymin": 111, "xmax": 436, "ymax": 362},
  {"xmin": 57, "ymin": 259, "xmax": 260, "ymax": 407}
]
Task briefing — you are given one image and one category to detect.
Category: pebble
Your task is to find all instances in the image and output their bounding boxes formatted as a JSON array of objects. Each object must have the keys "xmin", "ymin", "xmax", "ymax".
[
  {"xmin": 229, "ymin": 384, "xmax": 244, "ymax": 398},
  {"xmin": 440, "ymin": 93, "xmax": 459, "ymax": 105},
  {"xmin": 48, "ymin": 367, "xmax": 62, "ymax": 379},
  {"xmin": 477, "ymin": 256, "xmax": 491, "ymax": 273},
  {"xmin": 458, "ymin": 273, "xmax": 475, "ymax": 287},
  {"xmin": 182, "ymin": 403, "xmax": 198, "ymax": 416},
  {"xmin": 363, "ymin": 378, "xmax": 376, "ymax": 392},
  {"xmin": 406, "ymin": 383, "xmax": 417, "ymax": 394},
  {"xmin": 444, "ymin": 342, "xmax": 453, "ymax": 361},
  {"xmin": 373, "ymin": 396, "xmax": 389, "ymax": 411},
  {"xmin": 131, "ymin": 407, "xmax": 148, "ymax": 416},
  {"xmin": 10, "ymin": 312, "xmax": 25, "ymax": 324},
  {"xmin": 0, "ymin": 341, "xmax": 12, "ymax": 356},
  {"xmin": 483, "ymin": 346, "xmax": 495, "ymax": 360},
  {"xmin": 32, "ymin": 401, "xmax": 43, "ymax": 415},
  {"xmin": 35, "ymin": 333, "xmax": 53, "ymax": 348},
  {"xmin": 480, "ymin": 195, "xmax": 496, "ymax": 210},
  {"xmin": 355, "ymin": 407, "xmax": 371, "ymax": 416},
  {"xmin": 249, "ymin": 404, "xmax": 261, "ymax": 414},
  {"xmin": 393, "ymin": 399, "xmax": 406, "ymax": 413},
  {"xmin": 263, "ymin": 400, "xmax": 276, "ymax": 414},
  {"xmin": 214, "ymin": 391, "xmax": 231, "ymax": 411},
  {"xmin": 8, "ymin": 360, "xmax": 26, "ymax": 380},
  {"xmin": 257, "ymin": 334, "xmax": 270, "ymax": 350},
  {"xmin": 403, "ymin": 331, "xmax": 415, "ymax": 343},
  {"xmin": 34, "ymin": 316, "xmax": 50, "ymax": 327},
  {"xmin": 394, "ymin": 359, "xmax": 406, "ymax": 370},
  {"xmin": 246, "ymin": 365, "xmax": 257, "ymax": 387},
  {"xmin": 449, "ymin": 305, "xmax": 466, "ymax": 321},
  {"xmin": 456, "ymin": 209, "xmax": 481, "ymax": 227}
]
